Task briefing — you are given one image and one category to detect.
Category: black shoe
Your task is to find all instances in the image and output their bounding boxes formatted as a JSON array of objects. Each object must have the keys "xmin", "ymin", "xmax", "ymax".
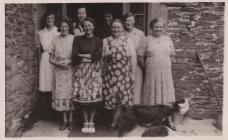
[
  {"xmin": 59, "ymin": 122, "xmax": 67, "ymax": 131},
  {"xmin": 68, "ymin": 122, "xmax": 74, "ymax": 130},
  {"xmin": 108, "ymin": 125, "xmax": 117, "ymax": 131}
]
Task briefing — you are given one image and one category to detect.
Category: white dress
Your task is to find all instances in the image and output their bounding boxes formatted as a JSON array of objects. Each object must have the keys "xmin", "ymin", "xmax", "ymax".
[
  {"xmin": 38, "ymin": 26, "xmax": 59, "ymax": 92},
  {"xmin": 125, "ymin": 28, "xmax": 145, "ymax": 104}
]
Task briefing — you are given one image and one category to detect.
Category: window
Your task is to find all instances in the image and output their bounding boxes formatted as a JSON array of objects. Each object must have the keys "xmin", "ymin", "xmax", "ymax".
[{"xmin": 123, "ymin": 3, "xmax": 148, "ymax": 34}]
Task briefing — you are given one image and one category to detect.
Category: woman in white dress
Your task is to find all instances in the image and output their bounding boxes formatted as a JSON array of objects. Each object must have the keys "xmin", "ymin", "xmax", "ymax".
[
  {"xmin": 38, "ymin": 11, "xmax": 59, "ymax": 93},
  {"xmin": 37, "ymin": 11, "xmax": 59, "ymax": 118},
  {"xmin": 124, "ymin": 13, "xmax": 145, "ymax": 104}
]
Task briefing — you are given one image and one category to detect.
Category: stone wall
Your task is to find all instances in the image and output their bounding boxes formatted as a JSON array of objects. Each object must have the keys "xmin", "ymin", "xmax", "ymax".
[
  {"xmin": 165, "ymin": 2, "xmax": 224, "ymax": 119},
  {"xmin": 5, "ymin": 4, "xmax": 39, "ymax": 137}
]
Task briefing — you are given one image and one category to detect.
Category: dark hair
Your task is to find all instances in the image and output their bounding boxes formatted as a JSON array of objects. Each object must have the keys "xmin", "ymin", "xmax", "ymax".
[
  {"xmin": 77, "ymin": 6, "xmax": 87, "ymax": 13},
  {"xmin": 111, "ymin": 18, "xmax": 124, "ymax": 28},
  {"xmin": 123, "ymin": 12, "xmax": 135, "ymax": 21},
  {"xmin": 104, "ymin": 11, "xmax": 113, "ymax": 16},
  {"xmin": 149, "ymin": 18, "xmax": 165, "ymax": 29},
  {"xmin": 57, "ymin": 16, "xmax": 74, "ymax": 35},
  {"xmin": 82, "ymin": 17, "xmax": 96, "ymax": 28},
  {"xmin": 40, "ymin": 11, "xmax": 58, "ymax": 29}
]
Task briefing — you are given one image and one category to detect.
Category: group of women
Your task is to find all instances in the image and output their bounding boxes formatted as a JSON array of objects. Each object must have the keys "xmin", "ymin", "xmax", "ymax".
[{"xmin": 37, "ymin": 7, "xmax": 176, "ymax": 134}]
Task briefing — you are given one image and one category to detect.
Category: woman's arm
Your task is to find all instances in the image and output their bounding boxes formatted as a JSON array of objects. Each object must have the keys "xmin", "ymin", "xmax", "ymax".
[
  {"xmin": 92, "ymin": 38, "xmax": 103, "ymax": 62},
  {"xmin": 49, "ymin": 38, "xmax": 69, "ymax": 68},
  {"xmin": 137, "ymin": 36, "xmax": 146, "ymax": 71},
  {"xmin": 71, "ymin": 37, "xmax": 83, "ymax": 66},
  {"xmin": 127, "ymin": 38, "xmax": 137, "ymax": 80},
  {"xmin": 168, "ymin": 37, "xmax": 176, "ymax": 64},
  {"xmin": 100, "ymin": 38, "xmax": 108, "ymax": 73}
]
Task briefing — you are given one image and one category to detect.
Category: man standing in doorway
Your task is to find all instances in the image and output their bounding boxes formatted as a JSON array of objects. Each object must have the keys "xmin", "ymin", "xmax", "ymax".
[{"xmin": 96, "ymin": 11, "xmax": 113, "ymax": 39}]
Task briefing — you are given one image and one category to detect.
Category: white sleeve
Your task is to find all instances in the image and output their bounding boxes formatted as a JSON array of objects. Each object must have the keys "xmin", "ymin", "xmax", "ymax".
[
  {"xmin": 127, "ymin": 38, "xmax": 137, "ymax": 79},
  {"xmin": 168, "ymin": 36, "xmax": 175, "ymax": 56}
]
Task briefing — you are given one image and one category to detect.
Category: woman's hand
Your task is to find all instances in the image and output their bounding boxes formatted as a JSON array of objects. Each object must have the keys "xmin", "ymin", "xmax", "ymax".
[
  {"xmin": 78, "ymin": 54, "xmax": 92, "ymax": 59},
  {"xmin": 171, "ymin": 56, "xmax": 176, "ymax": 64},
  {"xmin": 81, "ymin": 58, "xmax": 92, "ymax": 63},
  {"xmin": 138, "ymin": 56, "xmax": 145, "ymax": 71}
]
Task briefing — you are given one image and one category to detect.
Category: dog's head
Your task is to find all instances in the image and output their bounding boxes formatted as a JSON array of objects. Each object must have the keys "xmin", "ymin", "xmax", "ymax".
[{"xmin": 172, "ymin": 99, "xmax": 190, "ymax": 115}]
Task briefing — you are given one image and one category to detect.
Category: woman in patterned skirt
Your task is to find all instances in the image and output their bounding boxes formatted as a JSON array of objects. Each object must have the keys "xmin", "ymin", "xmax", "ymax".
[
  {"xmin": 138, "ymin": 18, "xmax": 176, "ymax": 105},
  {"xmin": 102, "ymin": 19, "xmax": 137, "ymax": 130},
  {"xmin": 49, "ymin": 17, "xmax": 75, "ymax": 130},
  {"xmin": 72, "ymin": 18, "xmax": 103, "ymax": 134}
]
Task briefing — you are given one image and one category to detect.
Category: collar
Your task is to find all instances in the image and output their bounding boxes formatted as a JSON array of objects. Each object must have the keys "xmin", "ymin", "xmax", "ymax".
[
  {"xmin": 109, "ymin": 35, "xmax": 126, "ymax": 42},
  {"xmin": 44, "ymin": 26, "xmax": 57, "ymax": 32},
  {"xmin": 125, "ymin": 27, "xmax": 137, "ymax": 35}
]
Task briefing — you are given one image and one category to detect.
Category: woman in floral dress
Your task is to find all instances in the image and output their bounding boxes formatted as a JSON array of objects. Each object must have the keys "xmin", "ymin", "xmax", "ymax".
[
  {"xmin": 138, "ymin": 18, "xmax": 176, "ymax": 105},
  {"xmin": 72, "ymin": 18, "xmax": 103, "ymax": 134},
  {"xmin": 49, "ymin": 17, "xmax": 75, "ymax": 130},
  {"xmin": 102, "ymin": 19, "xmax": 136, "ymax": 129}
]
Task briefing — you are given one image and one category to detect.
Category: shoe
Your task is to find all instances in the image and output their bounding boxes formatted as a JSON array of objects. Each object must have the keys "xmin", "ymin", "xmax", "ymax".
[
  {"xmin": 59, "ymin": 122, "xmax": 67, "ymax": 131},
  {"xmin": 81, "ymin": 123, "xmax": 89, "ymax": 133},
  {"xmin": 68, "ymin": 122, "xmax": 74, "ymax": 130},
  {"xmin": 88, "ymin": 123, "xmax": 95, "ymax": 133},
  {"xmin": 108, "ymin": 125, "xmax": 117, "ymax": 131}
]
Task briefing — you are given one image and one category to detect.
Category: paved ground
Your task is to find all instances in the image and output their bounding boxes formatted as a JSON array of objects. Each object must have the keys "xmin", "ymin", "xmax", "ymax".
[{"xmin": 22, "ymin": 117, "xmax": 222, "ymax": 137}]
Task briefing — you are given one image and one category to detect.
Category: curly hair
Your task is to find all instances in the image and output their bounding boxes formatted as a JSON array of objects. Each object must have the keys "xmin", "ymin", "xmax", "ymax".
[
  {"xmin": 149, "ymin": 18, "xmax": 165, "ymax": 29},
  {"xmin": 111, "ymin": 18, "xmax": 124, "ymax": 28},
  {"xmin": 82, "ymin": 17, "xmax": 96, "ymax": 28},
  {"xmin": 123, "ymin": 12, "xmax": 135, "ymax": 21},
  {"xmin": 40, "ymin": 11, "xmax": 58, "ymax": 29},
  {"xmin": 57, "ymin": 16, "xmax": 74, "ymax": 35}
]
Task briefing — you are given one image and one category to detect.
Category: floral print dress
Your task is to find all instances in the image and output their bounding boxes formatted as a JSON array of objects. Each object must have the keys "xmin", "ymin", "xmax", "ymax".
[
  {"xmin": 102, "ymin": 36, "xmax": 135, "ymax": 109},
  {"xmin": 49, "ymin": 34, "xmax": 75, "ymax": 111}
]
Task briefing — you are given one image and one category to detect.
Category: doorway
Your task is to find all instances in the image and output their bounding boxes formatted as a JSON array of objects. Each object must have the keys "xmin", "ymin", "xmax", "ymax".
[{"xmin": 66, "ymin": 3, "xmax": 123, "ymax": 25}]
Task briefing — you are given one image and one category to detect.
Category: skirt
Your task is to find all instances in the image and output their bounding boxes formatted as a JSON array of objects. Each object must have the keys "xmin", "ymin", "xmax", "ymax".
[
  {"xmin": 39, "ymin": 52, "xmax": 53, "ymax": 92},
  {"xmin": 73, "ymin": 62, "xmax": 102, "ymax": 105}
]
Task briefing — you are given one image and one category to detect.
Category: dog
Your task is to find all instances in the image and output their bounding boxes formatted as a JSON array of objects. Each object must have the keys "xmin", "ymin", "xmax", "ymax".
[{"xmin": 112, "ymin": 99, "xmax": 190, "ymax": 137}]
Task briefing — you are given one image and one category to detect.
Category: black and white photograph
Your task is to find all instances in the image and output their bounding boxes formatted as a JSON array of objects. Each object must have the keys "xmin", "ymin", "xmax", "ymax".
[{"xmin": 4, "ymin": 0, "xmax": 226, "ymax": 138}]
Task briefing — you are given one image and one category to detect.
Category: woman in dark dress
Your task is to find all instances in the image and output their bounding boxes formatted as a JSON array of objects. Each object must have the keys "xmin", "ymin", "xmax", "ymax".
[{"xmin": 72, "ymin": 18, "xmax": 103, "ymax": 134}]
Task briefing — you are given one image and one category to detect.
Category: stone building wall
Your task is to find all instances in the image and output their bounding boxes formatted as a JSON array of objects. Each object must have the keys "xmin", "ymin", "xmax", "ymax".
[
  {"xmin": 5, "ymin": 4, "xmax": 39, "ymax": 137},
  {"xmin": 165, "ymin": 2, "xmax": 224, "ymax": 119}
]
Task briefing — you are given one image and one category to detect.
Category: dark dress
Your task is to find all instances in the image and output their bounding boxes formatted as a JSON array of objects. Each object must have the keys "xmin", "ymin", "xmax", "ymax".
[{"xmin": 72, "ymin": 35, "xmax": 103, "ymax": 105}]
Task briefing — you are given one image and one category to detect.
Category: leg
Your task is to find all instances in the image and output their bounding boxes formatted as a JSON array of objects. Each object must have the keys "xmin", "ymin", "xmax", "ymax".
[
  {"xmin": 68, "ymin": 111, "xmax": 74, "ymax": 130},
  {"xmin": 59, "ymin": 111, "xmax": 67, "ymax": 131},
  {"xmin": 110, "ymin": 108, "xmax": 120, "ymax": 130},
  {"xmin": 118, "ymin": 128, "xmax": 124, "ymax": 137},
  {"xmin": 89, "ymin": 108, "xmax": 96, "ymax": 123},
  {"xmin": 81, "ymin": 108, "xmax": 89, "ymax": 133},
  {"xmin": 88, "ymin": 108, "xmax": 96, "ymax": 133},
  {"xmin": 168, "ymin": 115, "xmax": 176, "ymax": 131}
]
